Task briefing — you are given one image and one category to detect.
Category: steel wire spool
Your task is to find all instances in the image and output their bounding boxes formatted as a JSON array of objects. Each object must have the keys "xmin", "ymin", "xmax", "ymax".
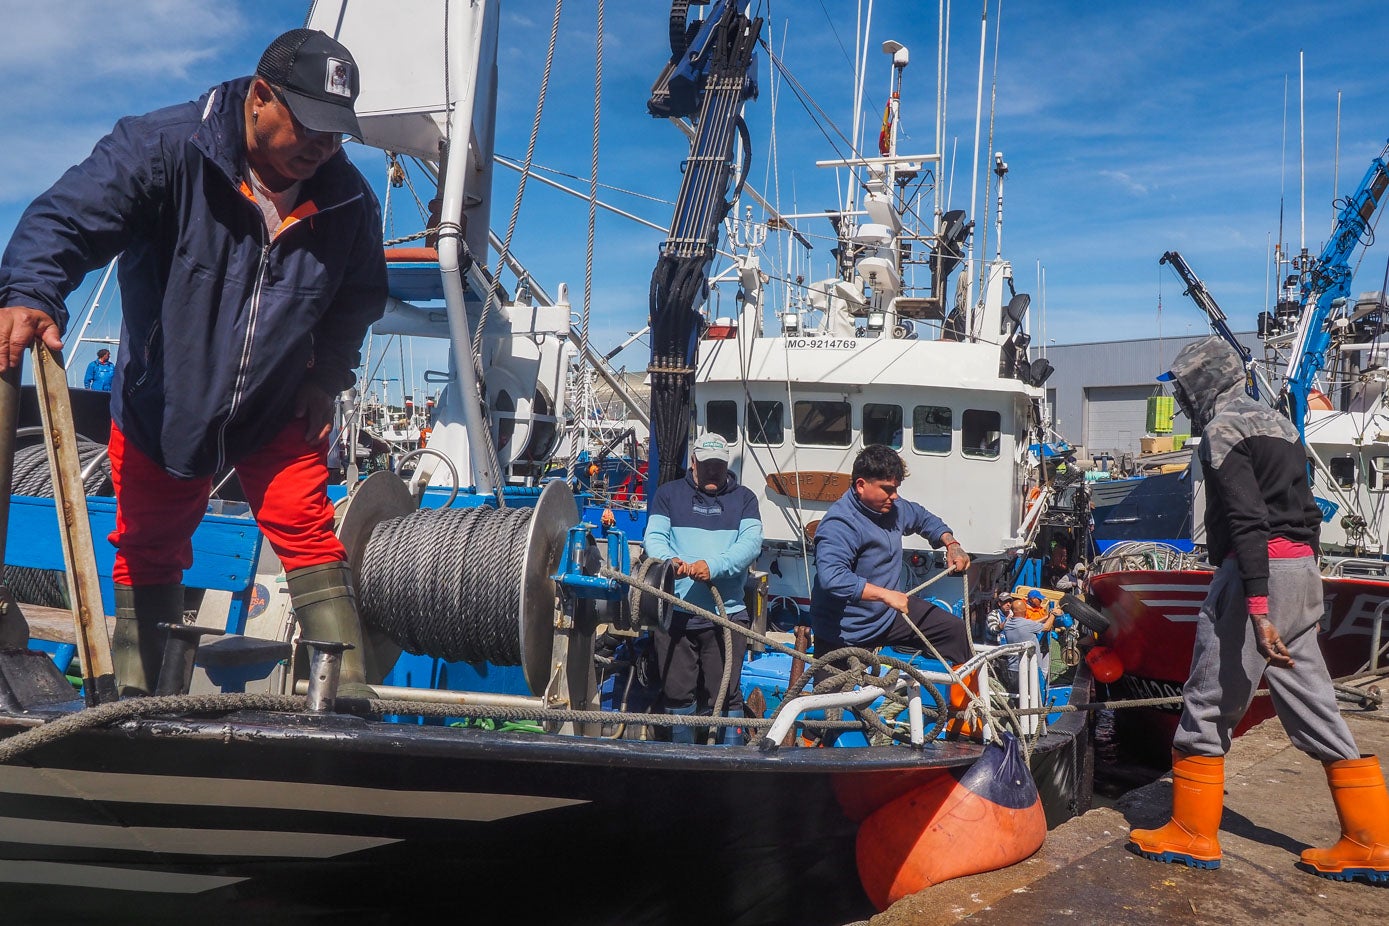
[
  {"xmin": 2, "ymin": 440, "xmax": 111, "ymax": 608},
  {"xmin": 350, "ymin": 479, "xmax": 578, "ymax": 693}
]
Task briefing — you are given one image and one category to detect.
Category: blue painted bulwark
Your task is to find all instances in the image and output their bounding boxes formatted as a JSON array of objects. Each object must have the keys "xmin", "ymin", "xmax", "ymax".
[{"xmin": 5, "ymin": 494, "xmax": 263, "ymax": 613}]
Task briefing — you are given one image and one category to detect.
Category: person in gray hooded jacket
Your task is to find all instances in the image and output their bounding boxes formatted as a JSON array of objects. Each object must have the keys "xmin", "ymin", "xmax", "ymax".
[{"xmin": 1128, "ymin": 336, "xmax": 1388, "ymax": 884}]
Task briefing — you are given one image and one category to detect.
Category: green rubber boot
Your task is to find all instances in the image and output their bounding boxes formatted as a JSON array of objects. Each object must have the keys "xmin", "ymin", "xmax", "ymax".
[
  {"xmin": 112, "ymin": 583, "xmax": 184, "ymax": 698},
  {"xmin": 287, "ymin": 562, "xmax": 374, "ymax": 700}
]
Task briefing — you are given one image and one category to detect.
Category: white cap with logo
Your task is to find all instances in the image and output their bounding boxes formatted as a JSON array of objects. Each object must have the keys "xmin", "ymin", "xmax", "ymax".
[{"xmin": 691, "ymin": 431, "xmax": 731, "ymax": 464}]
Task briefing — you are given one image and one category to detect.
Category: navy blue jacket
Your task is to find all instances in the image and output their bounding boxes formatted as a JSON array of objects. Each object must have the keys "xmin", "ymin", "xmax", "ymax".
[
  {"xmin": 644, "ymin": 470, "xmax": 763, "ymax": 628},
  {"xmin": 810, "ymin": 489, "xmax": 951, "ymax": 646},
  {"xmin": 0, "ymin": 77, "xmax": 388, "ymax": 478}
]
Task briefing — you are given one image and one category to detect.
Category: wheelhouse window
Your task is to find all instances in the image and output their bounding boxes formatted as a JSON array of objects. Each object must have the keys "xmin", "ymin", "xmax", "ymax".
[
  {"xmin": 793, "ymin": 400, "xmax": 852, "ymax": 447},
  {"xmin": 962, "ymin": 409, "xmax": 1002, "ymax": 459},
  {"xmin": 747, "ymin": 400, "xmax": 785, "ymax": 445},
  {"xmin": 1371, "ymin": 457, "xmax": 1389, "ymax": 492},
  {"xmin": 706, "ymin": 400, "xmax": 737, "ymax": 443},
  {"xmin": 862, "ymin": 403, "xmax": 903, "ymax": 449},
  {"xmin": 1329, "ymin": 455, "xmax": 1356, "ymax": 489},
  {"xmin": 912, "ymin": 405, "xmax": 952, "ymax": 455}
]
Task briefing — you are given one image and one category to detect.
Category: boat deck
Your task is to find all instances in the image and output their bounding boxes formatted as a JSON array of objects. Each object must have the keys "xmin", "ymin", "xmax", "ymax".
[{"xmin": 864, "ymin": 678, "xmax": 1389, "ymax": 925}]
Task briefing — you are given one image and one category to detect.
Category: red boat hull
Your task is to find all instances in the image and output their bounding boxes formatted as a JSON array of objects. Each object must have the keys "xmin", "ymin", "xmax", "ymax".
[{"xmin": 1090, "ymin": 569, "xmax": 1389, "ymax": 753}]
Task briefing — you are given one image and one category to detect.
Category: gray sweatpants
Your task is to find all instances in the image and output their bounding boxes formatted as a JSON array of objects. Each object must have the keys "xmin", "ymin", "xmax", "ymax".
[{"xmin": 1174, "ymin": 556, "xmax": 1358, "ymax": 762}]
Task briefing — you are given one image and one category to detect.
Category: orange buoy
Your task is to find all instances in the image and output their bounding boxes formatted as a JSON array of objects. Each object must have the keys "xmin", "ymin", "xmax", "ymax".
[
  {"xmin": 856, "ymin": 733, "xmax": 1046, "ymax": 910},
  {"xmin": 1085, "ymin": 645, "xmax": 1124, "ymax": 683},
  {"xmin": 832, "ymin": 767, "xmax": 953, "ymax": 823}
]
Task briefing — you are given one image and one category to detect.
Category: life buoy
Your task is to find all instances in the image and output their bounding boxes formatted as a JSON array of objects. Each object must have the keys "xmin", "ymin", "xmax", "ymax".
[{"xmin": 1024, "ymin": 486, "xmax": 1042, "ymax": 516}]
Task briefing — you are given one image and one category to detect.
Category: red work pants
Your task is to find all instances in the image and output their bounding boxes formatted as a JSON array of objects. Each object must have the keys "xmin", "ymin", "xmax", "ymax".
[{"xmin": 107, "ymin": 422, "xmax": 345, "ymax": 585}]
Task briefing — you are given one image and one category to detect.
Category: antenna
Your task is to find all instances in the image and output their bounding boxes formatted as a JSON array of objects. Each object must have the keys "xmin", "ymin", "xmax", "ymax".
[
  {"xmin": 966, "ymin": 0, "xmax": 988, "ymax": 339},
  {"xmin": 994, "ymin": 151, "xmax": 1008, "ymax": 259},
  {"xmin": 1333, "ymin": 89, "xmax": 1342, "ymax": 233},
  {"xmin": 1299, "ymin": 49, "xmax": 1306, "ymax": 264},
  {"xmin": 1278, "ymin": 74, "xmax": 1287, "ymax": 287}
]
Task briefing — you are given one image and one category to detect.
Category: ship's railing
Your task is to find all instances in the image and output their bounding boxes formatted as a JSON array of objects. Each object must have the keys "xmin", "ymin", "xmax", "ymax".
[
  {"xmin": 761, "ymin": 641, "xmax": 1042, "ymax": 747},
  {"xmin": 1322, "ymin": 556, "xmax": 1389, "ymax": 579}
]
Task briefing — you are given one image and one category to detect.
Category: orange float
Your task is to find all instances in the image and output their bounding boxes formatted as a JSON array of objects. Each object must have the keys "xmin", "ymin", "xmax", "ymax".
[
  {"xmin": 855, "ymin": 733, "xmax": 1046, "ymax": 910},
  {"xmin": 1085, "ymin": 645, "xmax": 1125, "ymax": 683},
  {"xmin": 832, "ymin": 767, "xmax": 952, "ymax": 823}
]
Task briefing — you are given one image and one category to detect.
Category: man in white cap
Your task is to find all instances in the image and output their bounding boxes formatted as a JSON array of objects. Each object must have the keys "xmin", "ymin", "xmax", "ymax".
[{"xmin": 643, "ymin": 431, "xmax": 763, "ymax": 744}]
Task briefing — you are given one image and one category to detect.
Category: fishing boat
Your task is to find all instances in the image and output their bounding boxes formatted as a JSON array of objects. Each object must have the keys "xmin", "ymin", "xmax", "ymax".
[
  {"xmin": 691, "ymin": 51, "xmax": 1055, "ymax": 630},
  {"xmin": 0, "ymin": 3, "xmax": 1093, "ymax": 922},
  {"xmin": 1088, "ymin": 543, "xmax": 1389, "ymax": 762}
]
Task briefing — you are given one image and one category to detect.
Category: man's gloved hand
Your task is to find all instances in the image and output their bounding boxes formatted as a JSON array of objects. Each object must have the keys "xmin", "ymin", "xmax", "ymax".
[
  {"xmin": 1249, "ymin": 604, "xmax": 1294, "ymax": 669},
  {"xmin": 293, "ymin": 382, "xmax": 336, "ymax": 443}
]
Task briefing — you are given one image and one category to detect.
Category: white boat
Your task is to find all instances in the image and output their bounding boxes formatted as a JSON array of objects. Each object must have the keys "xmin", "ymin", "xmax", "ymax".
[{"xmin": 694, "ymin": 39, "xmax": 1053, "ymax": 619}]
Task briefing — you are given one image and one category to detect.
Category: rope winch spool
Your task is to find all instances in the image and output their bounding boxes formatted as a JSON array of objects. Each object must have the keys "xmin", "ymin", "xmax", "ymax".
[
  {"xmin": 623, "ymin": 554, "xmax": 675, "ymax": 631},
  {"xmin": 341, "ymin": 476, "xmax": 579, "ymax": 695}
]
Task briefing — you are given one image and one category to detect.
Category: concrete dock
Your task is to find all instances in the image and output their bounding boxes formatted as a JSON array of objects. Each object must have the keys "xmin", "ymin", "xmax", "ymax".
[{"xmin": 867, "ymin": 687, "xmax": 1389, "ymax": 925}]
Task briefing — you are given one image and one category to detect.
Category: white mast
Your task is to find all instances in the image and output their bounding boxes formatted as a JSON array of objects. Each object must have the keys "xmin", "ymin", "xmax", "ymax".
[
  {"xmin": 966, "ymin": 0, "xmax": 987, "ymax": 340},
  {"xmin": 1299, "ymin": 49, "xmax": 1306, "ymax": 263}
]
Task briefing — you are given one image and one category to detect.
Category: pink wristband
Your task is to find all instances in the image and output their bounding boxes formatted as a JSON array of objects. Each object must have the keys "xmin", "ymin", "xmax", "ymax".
[{"xmin": 1246, "ymin": 595, "xmax": 1269, "ymax": 615}]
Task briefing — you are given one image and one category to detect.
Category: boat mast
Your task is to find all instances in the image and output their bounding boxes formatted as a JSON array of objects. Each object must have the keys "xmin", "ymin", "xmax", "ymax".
[
  {"xmin": 965, "ymin": 0, "xmax": 988, "ymax": 340},
  {"xmin": 67, "ymin": 257, "xmax": 120, "ymax": 383},
  {"xmin": 935, "ymin": 0, "xmax": 947, "ymax": 228}
]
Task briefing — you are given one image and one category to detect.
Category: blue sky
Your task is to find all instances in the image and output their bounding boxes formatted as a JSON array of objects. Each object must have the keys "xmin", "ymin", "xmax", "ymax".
[{"xmin": 2, "ymin": 1, "xmax": 1387, "ymax": 388}]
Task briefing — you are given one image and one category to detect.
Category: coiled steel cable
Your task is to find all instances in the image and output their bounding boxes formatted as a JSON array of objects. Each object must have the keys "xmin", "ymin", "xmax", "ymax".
[{"xmin": 358, "ymin": 505, "xmax": 536, "ymax": 664}]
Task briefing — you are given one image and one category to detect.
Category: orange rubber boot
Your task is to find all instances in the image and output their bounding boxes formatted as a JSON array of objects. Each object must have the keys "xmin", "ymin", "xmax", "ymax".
[
  {"xmin": 1301, "ymin": 756, "xmax": 1389, "ymax": 884},
  {"xmin": 1128, "ymin": 752, "xmax": 1223, "ymax": 869}
]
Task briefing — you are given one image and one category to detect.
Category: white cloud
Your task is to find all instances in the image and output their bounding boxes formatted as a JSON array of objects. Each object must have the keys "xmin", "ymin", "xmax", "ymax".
[{"xmin": 1098, "ymin": 170, "xmax": 1149, "ymax": 196}]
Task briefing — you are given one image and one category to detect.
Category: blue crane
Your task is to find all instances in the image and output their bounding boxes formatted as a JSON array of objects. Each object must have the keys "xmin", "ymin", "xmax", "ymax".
[{"xmin": 1283, "ymin": 141, "xmax": 1389, "ymax": 438}]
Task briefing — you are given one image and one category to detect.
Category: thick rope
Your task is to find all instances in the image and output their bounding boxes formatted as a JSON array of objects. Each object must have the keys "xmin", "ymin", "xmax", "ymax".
[
  {"xmin": 0, "ymin": 694, "xmax": 303, "ymax": 764},
  {"xmin": 5, "ymin": 663, "xmax": 1376, "ymax": 766},
  {"xmin": 0, "ymin": 694, "xmax": 877, "ymax": 764},
  {"xmin": 707, "ymin": 584, "xmax": 735, "ymax": 744}
]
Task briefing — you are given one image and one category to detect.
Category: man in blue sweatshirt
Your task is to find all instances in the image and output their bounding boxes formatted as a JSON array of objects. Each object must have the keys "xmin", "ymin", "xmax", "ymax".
[
  {"xmin": 644, "ymin": 431, "xmax": 763, "ymax": 743},
  {"xmin": 810, "ymin": 444, "xmax": 972, "ymax": 664}
]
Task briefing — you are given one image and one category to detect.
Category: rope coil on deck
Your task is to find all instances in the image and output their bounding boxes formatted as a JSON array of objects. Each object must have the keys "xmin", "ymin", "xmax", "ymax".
[{"xmin": 358, "ymin": 505, "xmax": 535, "ymax": 664}]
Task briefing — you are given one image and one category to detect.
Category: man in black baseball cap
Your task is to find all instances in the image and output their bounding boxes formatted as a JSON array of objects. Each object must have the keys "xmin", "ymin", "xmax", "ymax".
[
  {"xmin": 0, "ymin": 26, "xmax": 387, "ymax": 699},
  {"xmin": 255, "ymin": 28, "xmax": 363, "ymax": 142}
]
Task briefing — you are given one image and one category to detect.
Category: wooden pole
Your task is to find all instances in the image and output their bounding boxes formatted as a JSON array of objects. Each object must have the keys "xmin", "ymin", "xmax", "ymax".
[{"xmin": 32, "ymin": 344, "xmax": 117, "ymax": 704}]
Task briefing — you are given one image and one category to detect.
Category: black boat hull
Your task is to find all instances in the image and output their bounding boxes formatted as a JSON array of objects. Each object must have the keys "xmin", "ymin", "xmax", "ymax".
[{"xmin": 0, "ymin": 668, "xmax": 1092, "ymax": 925}]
